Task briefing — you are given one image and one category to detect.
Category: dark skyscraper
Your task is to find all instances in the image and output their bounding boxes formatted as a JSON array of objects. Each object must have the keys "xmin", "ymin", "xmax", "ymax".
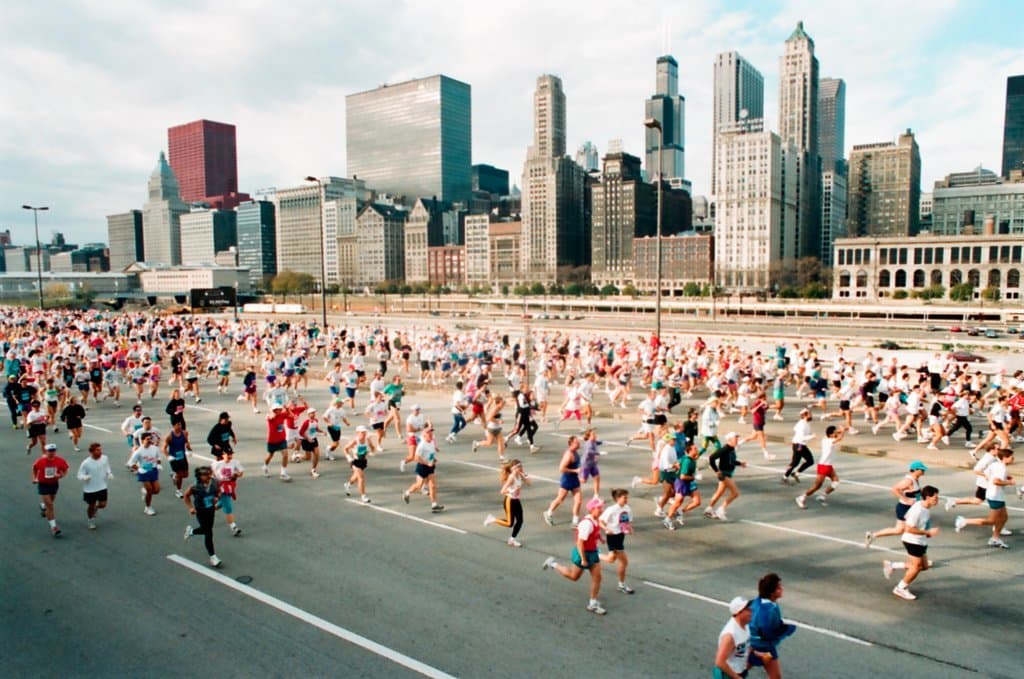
[
  {"xmin": 1002, "ymin": 75, "xmax": 1024, "ymax": 178},
  {"xmin": 168, "ymin": 119, "xmax": 249, "ymax": 209},
  {"xmin": 644, "ymin": 55, "xmax": 685, "ymax": 181},
  {"xmin": 817, "ymin": 78, "xmax": 846, "ymax": 173}
]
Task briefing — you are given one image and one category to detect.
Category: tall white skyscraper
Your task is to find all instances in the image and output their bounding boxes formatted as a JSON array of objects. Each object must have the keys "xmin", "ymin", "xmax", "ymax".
[
  {"xmin": 644, "ymin": 55, "xmax": 685, "ymax": 182},
  {"xmin": 712, "ymin": 52, "xmax": 764, "ymax": 195},
  {"xmin": 142, "ymin": 152, "xmax": 188, "ymax": 265},
  {"xmin": 520, "ymin": 74, "xmax": 586, "ymax": 281}
]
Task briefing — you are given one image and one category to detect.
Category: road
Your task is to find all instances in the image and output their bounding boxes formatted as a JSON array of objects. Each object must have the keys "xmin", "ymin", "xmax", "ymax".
[{"xmin": 2, "ymin": 377, "xmax": 1021, "ymax": 678}]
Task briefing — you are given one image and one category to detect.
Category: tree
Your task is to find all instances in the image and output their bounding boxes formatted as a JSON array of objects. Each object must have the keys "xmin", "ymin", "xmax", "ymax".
[
  {"xmin": 44, "ymin": 282, "xmax": 70, "ymax": 306},
  {"xmin": 500, "ymin": 284, "xmax": 510, "ymax": 296},
  {"xmin": 513, "ymin": 284, "xmax": 530, "ymax": 296},
  {"xmin": 622, "ymin": 284, "xmax": 638, "ymax": 298},
  {"xmin": 565, "ymin": 282, "xmax": 583, "ymax": 296},
  {"xmin": 547, "ymin": 282, "xmax": 564, "ymax": 295},
  {"xmin": 800, "ymin": 282, "xmax": 829, "ymax": 299},
  {"xmin": 599, "ymin": 284, "xmax": 619, "ymax": 297},
  {"xmin": 949, "ymin": 283, "xmax": 974, "ymax": 302},
  {"xmin": 529, "ymin": 282, "xmax": 546, "ymax": 295},
  {"xmin": 982, "ymin": 285, "xmax": 1000, "ymax": 301},
  {"xmin": 914, "ymin": 284, "xmax": 945, "ymax": 300},
  {"xmin": 682, "ymin": 282, "xmax": 702, "ymax": 297},
  {"xmin": 892, "ymin": 289, "xmax": 909, "ymax": 299},
  {"xmin": 73, "ymin": 284, "xmax": 97, "ymax": 309},
  {"xmin": 271, "ymin": 270, "xmax": 315, "ymax": 301}
]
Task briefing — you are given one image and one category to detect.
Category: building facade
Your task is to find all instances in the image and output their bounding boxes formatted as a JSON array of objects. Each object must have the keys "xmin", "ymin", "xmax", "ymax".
[
  {"xmin": 107, "ymin": 210, "xmax": 144, "ymax": 271},
  {"xmin": 820, "ymin": 170, "xmax": 848, "ymax": 267},
  {"xmin": 427, "ymin": 246, "xmax": 465, "ymax": 287},
  {"xmin": 817, "ymin": 77, "xmax": 846, "ymax": 266},
  {"xmin": 712, "ymin": 51, "xmax": 764, "ymax": 194},
  {"xmin": 931, "ymin": 170, "xmax": 1024, "ymax": 236},
  {"xmin": 1003, "ymin": 75, "xmax": 1024, "ymax": 178},
  {"xmin": 832, "ymin": 234, "xmax": 1024, "ymax": 301},
  {"xmin": 714, "ymin": 120, "xmax": 797, "ymax": 290},
  {"xmin": 846, "ymin": 130, "xmax": 921, "ymax": 238},
  {"xmin": 472, "ymin": 164, "xmax": 509, "ymax": 196},
  {"xmin": 355, "ymin": 204, "xmax": 406, "ymax": 287},
  {"xmin": 463, "ymin": 214, "xmax": 491, "ymax": 285},
  {"xmin": 520, "ymin": 74, "xmax": 587, "ymax": 282},
  {"xmin": 179, "ymin": 209, "xmax": 237, "ymax": 265},
  {"xmin": 644, "ymin": 55, "xmax": 685, "ymax": 182},
  {"xmin": 633, "ymin": 234, "xmax": 713, "ymax": 292},
  {"xmin": 575, "ymin": 142, "xmax": 599, "ymax": 172},
  {"xmin": 167, "ymin": 119, "xmax": 249, "ymax": 210},
  {"xmin": 404, "ymin": 198, "xmax": 447, "ymax": 283},
  {"xmin": 236, "ymin": 200, "xmax": 276, "ymax": 289},
  {"xmin": 489, "ymin": 221, "xmax": 522, "ymax": 286},
  {"xmin": 142, "ymin": 152, "xmax": 189, "ymax": 265},
  {"xmin": 346, "ymin": 75, "xmax": 472, "ymax": 204}
]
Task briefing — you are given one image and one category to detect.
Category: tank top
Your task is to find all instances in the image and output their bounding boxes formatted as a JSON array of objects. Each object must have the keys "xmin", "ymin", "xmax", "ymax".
[
  {"xmin": 900, "ymin": 474, "xmax": 921, "ymax": 504},
  {"xmin": 192, "ymin": 480, "xmax": 218, "ymax": 510},
  {"xmin": 168, "ymin": 431, "xmax": 188, "ymax": 460}
]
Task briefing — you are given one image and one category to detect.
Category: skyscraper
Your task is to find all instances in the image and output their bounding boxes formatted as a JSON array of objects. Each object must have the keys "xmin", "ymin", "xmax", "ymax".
[
  {"xmin": 520, "ymin": 75, "xmax": 587, "ymax": 281},
  {"xmin": 346, "ymin": 75, "xmax": 472, "ymax": 204},
  {"xmin": 236, "ymin": 200, "xmax": 276, "ymax": 288},
  {"xmin": 179, "ymin": 208, "xmax": 236, "ymax": 265},
  {"xmin": 778, "ymin": 21, "xmax": 821, "ymax": 259},
  {"xmin": 575, "ymin": 142, "xmax": 600, "ymax": 173},
  {"xmin": 142, "ymin": 152, "xmax": 189, "ymax": 265},
  {"xmin": 644, "ymin": 55, "xmax": 685, "ymax": 182},
  {"xmin": 1002, "ymin": 75, "xmax": 1024, "ymax": 178},
  {"xmin": 106, "ymin": 210, "xmax": 143, "ymax": 271},
  {"xmin": 846, "ymin": 130, "xmax": 921, "ymax": 237},
  {"xmin": 167, "ymin": 119, "xmax": 249, "ymax": 209},
  {"xmin": 817, "ymin": 77, "xmax": 847, "ymax": 265},
  {"xmin": 712, "ymin": 52, "xmax": 764, "ymax": 194}
]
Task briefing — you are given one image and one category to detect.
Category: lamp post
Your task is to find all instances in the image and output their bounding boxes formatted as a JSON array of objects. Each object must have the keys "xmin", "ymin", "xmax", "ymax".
[
  {"xmin": 22, "ymin": 205, "xmax": 49, "ymax": 310},
  {"xmin": 643, "ymin": 117, "xmax": 664, "ymax": 341},
  {"xmin": 303, "ymin": 176, "xmax": 329, "ymax": 328}
]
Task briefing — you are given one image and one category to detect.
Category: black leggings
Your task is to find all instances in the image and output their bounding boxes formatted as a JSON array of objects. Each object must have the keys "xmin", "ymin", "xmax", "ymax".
[
  {"xmin": 512, "ymin": 411, "xmax": 538, "ymax": 444},
  {"xmin": 192, "ymin": 507, "xmax": 216, "ymax": 555},
  {"xmin": 785, "ymin": 444, "xmax": 814, "ymax": 477},
  {"xmin": 6, "ymin": 400, "xmax": 18, "ymax": 426},
  {"xmin": 493, "ymin": 496, "xmax": 523, "ymax": 538},
  {"xmin": 946, "ymin": 416, "xmax": 973, "ymax": 442}
]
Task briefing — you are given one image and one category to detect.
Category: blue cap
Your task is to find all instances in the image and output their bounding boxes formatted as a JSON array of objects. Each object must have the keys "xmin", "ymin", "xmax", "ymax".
[{"xmin": 909, "ymin": 460, "xmax": 928, "ymax": 472}]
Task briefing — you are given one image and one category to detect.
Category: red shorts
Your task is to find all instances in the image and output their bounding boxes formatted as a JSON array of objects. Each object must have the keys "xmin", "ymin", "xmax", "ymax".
[
  {"xmin": 406, "ymin": 434, "xmax": 418, "ymax": 447},
  {"xmin": 816, "ymin": 464, "xmax": 835, "ymax": 477}
]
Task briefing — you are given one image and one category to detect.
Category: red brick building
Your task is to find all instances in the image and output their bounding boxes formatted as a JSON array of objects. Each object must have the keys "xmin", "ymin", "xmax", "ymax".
[
  {"xmin": 168, "ymin": 119, "xmax": 250, "ymax": 209},
  {"xmin": 427, "ymin": 246, "xmax": 465, "ymax": 287}
]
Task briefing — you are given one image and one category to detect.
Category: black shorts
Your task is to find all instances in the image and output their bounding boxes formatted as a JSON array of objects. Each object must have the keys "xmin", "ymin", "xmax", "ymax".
[
  {"xmin": 975, "ymin": 486, "xmax": 987, "ymax": 501},
  {"xmin": 170, "ymin": 458, "xmax": 189, "ymax": 474},
  {"xmin": 415, "ymin": 463, "xmax": 434, "ymax": 478},
  {"xmin": 903, "ymin": 541, "xmax": 927, "ymax": 558},
  {"xmin": 28, "ymin": 423, "xmax": 47, "ymax": 437},
  {"xmin": 37, "ymin": 482, "xmax": 59, "ymax": 496},
  {"xmin": 839, "ymin": 400, "xmax": 850, "ymax": 412},
  {"xmin": 328, "ymin": 426, "xmax": 341, "ymax": 442},
  {"xmin": 300, "ymin": 439, "xmax": 319, "ymax": 452},
  {"xmin": 372, "ymin": 422, "xmax": 384, "ymax": 431},
  {"xmin": 351, "ymin": 457, "xmax": 367, "ymax": 470},
  {"xmin": 653, "ymin": 414, "xmax": 668, "ymax": 426},
  {"xmin": 83, "ymin": 488, "xmax": 108, "ymax": 504},
  {"xmin": 267, "ymin": 440, "xmax": 287, "ymax": 453},
  {"xmin": 607, "ymin": 533, "xmax": 626, "ymax": 552}
]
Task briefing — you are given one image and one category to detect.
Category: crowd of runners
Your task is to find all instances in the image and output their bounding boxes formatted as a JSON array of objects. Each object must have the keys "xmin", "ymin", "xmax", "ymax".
[{"xmin": 9, "ymin": 305, "xmax": 1021, "ymax": 667}]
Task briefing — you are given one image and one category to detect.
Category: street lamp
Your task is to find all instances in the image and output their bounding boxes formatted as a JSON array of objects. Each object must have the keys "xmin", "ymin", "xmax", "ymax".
[
  {"xmin": 643, "ymin": 117, "xmax": 664, "ymax": 341},
  {"xmin": 303, "ymin": 176, "xmax": 329, "ymax": 328},
  {"xmin": 22, "ymin": 204, "xmax": 49, "ymax": 310}
]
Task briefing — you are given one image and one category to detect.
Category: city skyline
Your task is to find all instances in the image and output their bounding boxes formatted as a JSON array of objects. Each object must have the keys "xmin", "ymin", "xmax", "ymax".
[{"xmin": 2, "ymin": 0, "xmax": 1023, "ymax": 244}]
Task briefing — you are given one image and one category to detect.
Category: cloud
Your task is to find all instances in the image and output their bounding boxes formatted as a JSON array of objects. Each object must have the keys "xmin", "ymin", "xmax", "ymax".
[{"xmin": 0, "ymin": 0, "xmax": 1021, "ymax": 245}]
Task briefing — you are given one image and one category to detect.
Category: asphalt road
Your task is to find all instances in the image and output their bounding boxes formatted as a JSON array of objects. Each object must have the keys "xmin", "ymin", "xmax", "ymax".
[{"xmin": 2, "ymin": 378, "xmax": 1021, "ymax": 678}]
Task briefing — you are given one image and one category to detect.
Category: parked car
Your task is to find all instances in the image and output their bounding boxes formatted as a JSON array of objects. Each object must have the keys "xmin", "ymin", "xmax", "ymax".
[
  {"xmin": 984, "ymin": 329, "xmax": 1000, "ymax": 339},
  {"xmin": 926, "ymin": 325, "xmax": 944, "ymax": 332},
  {"xmin": 950, "ymin": 350, "xmax": 986, "ymax": 363},
  {"xmin": 878, "ymin": 340, "xmax": 901, "ymax": 350},
  {"xmin": 949, "ymin": 325, "xmax": 963, "ymax": 333},
  {"xmin": 966, "ymin": 328, "xmax": 980, "ymax": 336}
]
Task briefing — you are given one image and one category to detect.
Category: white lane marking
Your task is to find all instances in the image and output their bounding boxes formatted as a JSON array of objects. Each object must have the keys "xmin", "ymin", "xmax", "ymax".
[
  {"xmin": 448, "ymin": 459, "xmax": 557, "ymax": 484},
  {"xmin": 344, "ymin": 499, "xmax": 467, "ymax": 534},
  {"xmin": 83, "ymin": 423, "xmax": 113, "ymax": 433},
  {"xmin": 188, "ymin": 404, "xmax": 219, "ymax": 413},
  {"xmin": 643, "ymin": 580, "xmax": 874, "ymax": 647},
  {"xmin": 166, "ymin": 554, "xmax": 457, "ymax": 678},
  {"xmin": 740, "ymin": 519, "xmax": 900, "ymax": 554}
]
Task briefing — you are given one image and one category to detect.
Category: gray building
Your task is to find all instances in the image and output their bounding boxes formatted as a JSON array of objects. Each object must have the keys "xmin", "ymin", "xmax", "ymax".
[
  {"xmin": 404, "ymin": 197, "xmax": 448, "ymax": 283},
  {"xmin": 1003, "ymin": 75, "xmax": 1024, "ymax": 178},
  {"xmin": 355, "ymin": 204, "xmax": 406, "ymax": 286},
  {"xmin": 179, "ymin": 208, "xmax": 236, "ymax": 265},
  {"xmin": 142, "ymin": 152, "xmax": 189, "ymax": 265},
  {"xmin": 107, "ymin": 209, "xmax": 144, "ymax": 271},
  {"xmin": 931, "ymin": 169, "xmax": 1024, "ymax": 236},
  {"xmin": 847, "ymin": 130, "xmax": 921, "ymax": 238},
  {"xmin": 575, "ymin": 142, "xmax": 599, "ymax": 172},
  {"xmin": 236, "ymin": 200, "xmax": 276, "ymax": 288},
  {"xmin": 644, "ymin": 55, "xmax": 685, "ymax": 182},
  {"xmin": 346, "ymin": 75, "xmax": 472, "ymax": 204},
  {"xmin": 818, "ymin": 77, "xmax": 847, "ymax": 266},
  {"xmin": 472, "ymin": 164, "xmax": 509, "ymax": 196},
  {"xmin": 712, "ymin": 51, "xmax": 764, "ymax": 195}
]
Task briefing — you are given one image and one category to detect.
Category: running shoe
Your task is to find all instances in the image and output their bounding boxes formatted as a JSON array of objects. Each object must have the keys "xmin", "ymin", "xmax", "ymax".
[
  {"xmin": 944, "ymin": 497, "xmax": 956, "ymax": 512},
  {"xmin": 399, "ymin": 460, "xmax": 406, "ymax": 473},
  {"xmin": 864, "ymin": 531, "xmax": 874, "ymax": 548},
  {"xmin": 892, "ymin": 432, "xmax": 905, "ymax": 441},
  {"xmin": 209, "ymin": 555, "xmax": 222, "ymax": 568},
  {"xmin": 543, "ymin": 510, "xmax": 554, "ymax": 526},
  {"xmin": 653, "ymin": 505, "xmax": 666, "ymax": 518},
  {"xmin": 530, "ymin": 445, "xmax": 540, "ymax": 454},
  {"xmin": 968, "ymin": 450, "xmax": 979, "ymax": 461},
  {"xmin": 570, "ymin": 516, "xmax": 579, "ymax": 527},
  {"xmin": 586, "ymin": 601, "xmax": 607, "ymax": 615},
  {"xmin": 616, "ymin": 583, "xmax": 635, "ymax": 594},
  {"xmin": 631, "ymin": 476, "xmax": 643, "ymax": 489},
  {"xmin": 143, "ymin": 506, "xmax": 156, "ymax": 516},
  {"xmin": 987, "ymin": 538, "xmax": 1010, "ymax": 549},
  {"xmin": 816, "ymin": 495, "xmax": 828, "ymax": 506},
  {"xmin": 542, "ymin": 556, "xmax": 557, "ymax": 571},
  {"xmin": 507, "ymin": 537, "xmax": 522, "ymax": 548},
  {"xmin": 51, "ymin": 525, "xmax": 62, "ymax": 537},
  {"xmin": 403, "ymin": 491, "xmax": 410, "ymax": 504},
  {"xmin": 703, "ymin": 507, "xmax": 715, "ymax": 519},
  {"xmin": 871, "ymin": 424, "xmax": 881, "ymax": 435},
  {"xmin": 795, "ymin": 495, "xmax": 807, "ymax": 509},
  {"xmin": 891, "ymin": 585, "xmax": 916, "ymax": 601},
  {"xmin": 942, "ymin": 435, "xmax": 950, "ymax": 446},
  {"xmin": 361, "ymin": 495, "xmax": 371, "ymax": 504},
  {"xmin": 184, "ymin": 525, "xmax": 194, "ymax": 541},
  {"xmin": 999, "ymin": 528, "xmax": 1012, "ymax": 536},
  {"xmin": 514, "ymin": 435, "xmax": 523, "ymax": 446},
  {"xmin": 344, "ymin": 482, "xmax": 352, "ymax": 496},
  {"xmin": 762, "ymin": 450, "xmax": 776, "ymax": 461},
  {"xmin": 141, "ymin": 486, "xmax": 147, "ymax": 496},
  {"xmin": 231, "ymin": 525, "xmax": 243, "ymax": 536},
  {"xmin": 262, "ymin": 464, "xmax": 269, "ymax": 477},
  {"xmin": 325, "ymin": 452, "xmax": 336, "ymax": 461},
  {"xmin": 714, "ymin": 507, "xmax": 728, "ymax": 521},
  {"xmin": 955, "ymin": 515, "xmax": 967, "ymax": 533},
  {"xmin": 87, "ymin": 520, "xmax": 96, "ymax": 530},
  {"xmin": 310, "ymin": 470, "xmax": 320, "ymax": 479},
  {"xmin": 430, "ymin": 504, "xmax": 445, "ymax": 513},
  {"xmin": 174, "ymin": 489, "xmax": 184, "ymax": 499},
  {"xmin": 279, "ymin": 472, "xmax": 291, "ymax": 482},
  {"xmin": 882, "ymin": 560, "xmax": 893, "ymax": 580},
  {"xmin": 1017, "ymin": 485, "xmax": 1024, "ymax": 501},
  {"xmin": 791, "ymin": 472, "xmax": 800, "ymax": 484},
  {"xmin": 471, "ymin": 441, "xmax": 480, "ymax": 453},
  {"xmin": 484, "ymin": 514, "xmax": 497, "ymax": 527},
  {"xmin": 39, "ymin": 503, "xmax": 46, "ymax": 518},
  {"xmin": 676, "ymin": 516, "xmax": 686, "ymax": 527},
  {"xmin": 662, "ymin": 516, "xmax": 676, "ymax": 531},
  {"xmin": 964, "ymin": 441, "xmax": 974, "ymax": 448},
  {"xmin": 420, "ymin": 486, "xmax": 429, "ymax": 495}
]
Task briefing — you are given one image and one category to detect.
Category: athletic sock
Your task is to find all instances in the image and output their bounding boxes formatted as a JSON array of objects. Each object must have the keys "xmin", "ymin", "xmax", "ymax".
[
  {"xmin": 48, "ymin": 519, "xmax": 56, "ymax": 528},
  {"xmin": 891, "ymin": 561, "xmax": 906, "ymax": 570}
]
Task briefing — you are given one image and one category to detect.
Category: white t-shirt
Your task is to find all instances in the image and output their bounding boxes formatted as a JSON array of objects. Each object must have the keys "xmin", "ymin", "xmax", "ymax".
[
  {"xmin": 77, "ymin": 455, "xmax": 112, "ymax": 493},
  {"xmin": 600, "ymin": 503, "xmax": 633, "ymax": 535},
  {"xmin": 973, "ymin": 452, "xmax": 996, "ymax": 489},
  {"xmin": 901, "ymin": 501, "xmax": 931, "ymax": 546},
  {"xmin": 576, "ymin": 515, "xmax": 598, "ymax": 541},
  {"xmin": 792, "ymin": 419, "xmax": 813, "ymax": 445},
  {"xmin": 985, "ymin": 460, "xmax": 1008, "ymax": 501},
  {"xmin": 818, "ymin": 438, "xmax": 837, "ymax": 466},
  {"xmin": 718, "ymin": 618, "xmax": 751, "ymax": 675}
]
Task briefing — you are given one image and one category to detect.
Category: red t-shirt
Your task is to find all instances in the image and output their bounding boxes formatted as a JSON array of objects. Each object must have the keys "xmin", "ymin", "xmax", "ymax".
[
  {"xmin": 33, "ymin": 455, "xmax": 69, "ymax": 484},
  {"xmin": 266, "ymin": 412, "xmax": 289, "ymax": 444}
]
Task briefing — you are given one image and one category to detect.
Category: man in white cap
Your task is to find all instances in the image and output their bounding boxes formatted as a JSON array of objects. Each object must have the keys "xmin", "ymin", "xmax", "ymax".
[
  {"xmin": 32, "ymin": 442, "xmax": 69, "ymax": 537},
  {"xmin": 400, "ymin": 404, "xmax": 430, "ymax": 473},
  {"xmin": 714, "ymin": 596, "xmax": 769, "ymax": 679},
  {"xmin": 542, "ymin": 495, "xmax": 607, "ymax": 615}
]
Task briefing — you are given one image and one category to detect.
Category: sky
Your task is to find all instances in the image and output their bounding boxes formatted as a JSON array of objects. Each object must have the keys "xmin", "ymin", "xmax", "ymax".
[{"xmin": 2, "ymin": 0, "xmax": 1023, "ymax": 246}]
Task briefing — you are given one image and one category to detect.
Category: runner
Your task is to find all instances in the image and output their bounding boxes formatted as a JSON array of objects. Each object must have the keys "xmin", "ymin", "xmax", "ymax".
[
  {"xmin": 579, "ymin": 428, "xmax": 603, "ymax": 497},
  {"xmin": 598, "ymin": 488, "xmax": 635, "ymax": 595},
  {"xmin": 884, "ymin": 485, "xmax": 941, "ymax": 600},
  {"xmin": 205, "ymin": 412, "xmax": 236, "ymax": 461},
  {"xmin": 24, "ymin": 400, "xmax": 49, "ymax": 455},
  {"xmin": 663, "ymin": 441, "xmax": 702, "ymax": 528},
  {"xmin": 59, "ymin": 396, "xmax": 87, "ymax": 452},
  {"xmin": 714, "ymin": 597, "xmax": 767, "ymax": 679},
  {"xmin": 298, "ymin": 407, "xmax": 322, "ymax": 479},
  {"xmin": 162, "ymin": 420, "xmax": 193, "ymax": 499},
  {"xmin": 446, "ymin": 381, "xmax": 468, "ymax": 444},
  {"xmin": 543, "ymin": 435, "xmax": 583, "ymax": 527},
  {"xmin": 795, "ymin": 425, "xmax": 845, "ymax": 509},
  {"xmin": 541, "ymin": 496, "xmax": 608, "ymax": 615},
  {"xmin": 865, "ymin": 461, "xmax": 928, "ymax": 547},
  {"xmin": 401, "ymin": 404, "xmax": 430, "ymax": 471},
  {"xmin": 402, "ymin": 426, "xmax": 444, "ymax": 513},
  {"xmin": 262, "ymin": 404, "xmax": 292, "ymax": 481},
  {"xmin": 76, "ymin": 442, "xmax": 113, "ymax": 530},
  {"xmin": 128, "ymin": 431, "xmax": 163, "ymax": 515},
  {"xmin": 484, "ymin": 458, "xmax": 531, "ymax": 547},
  {"xmin": 183, "ymin": 465, "xmax": 223, "ymax": 568},
  {"xmin": 954, "ymin": 448, "xmax": 1015, "ymax": 549},
  {"xmin": 323, "ymin": 398, "xmax": 350, "ymax": 459},
  {"xmin": 212, "ymin": 448, "xmax": 244, "ymax": 536},
  {"xmin": 704, "ymin": 432, "xmax": 745, "ymax": 521},
  {"xmin": 748, "ymin": 572, "xmax": 797, "ymax": 677},
  {"xmin": 32, "ymin": 443, "xmax": 69, "ymax": 537},
  {"xmin": 343, "ymin": 425, "xmax": 373, "ymax": 504},
  {"xmin": 783, "ymin": 408, "xmax": 815, "ymax": 484}
]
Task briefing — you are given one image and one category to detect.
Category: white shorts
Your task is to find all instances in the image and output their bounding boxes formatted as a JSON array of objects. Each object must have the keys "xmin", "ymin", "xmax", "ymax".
[
  {"xmin": 286, "ymin": 429, "xmax": 299, "ymax": 443},
  {"xmin": 640, "ymin": 422, "xmax": 655, "ymax": 434}
]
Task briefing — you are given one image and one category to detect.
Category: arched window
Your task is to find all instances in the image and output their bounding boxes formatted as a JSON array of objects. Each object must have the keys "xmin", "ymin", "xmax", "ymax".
[
  {"xmin": 968, "ymin": 269, "xmax": 981, "ymax": 287},
  {"xmin": 894, "ymin": 269, "xmax": 907, "ymax": 288},
  {"xmin": 913, "ymin": 269, "xmax": 925, "ymax": 287},
  {"xmin": 950, "ymin": 269, "xmax": 962, "ymax": 286},
  {"xmin": 856, "ymin": 270, "xmax": 868, "ymax": 288},
  {"xmin": 988, "ymin": 269, "xmax": 1001, "ymax": 288},
  {"xmin": 879, "ymin": 270, "xmax": 891, "ymax": 288},
  {"xmin": 1008, "ymin": 269, "xmax": 1021, "ymax": 288},
  {"xmin": 839, "ymin": 271, "xmax": 851, "ymax": 287},
  {"xmin": 930, "ymin": 270, "xmax": 943, "ymax": 286}
]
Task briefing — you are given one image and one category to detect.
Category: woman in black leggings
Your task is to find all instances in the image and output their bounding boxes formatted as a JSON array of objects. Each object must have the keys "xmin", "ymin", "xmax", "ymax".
[
  {"xmin": 183, "ymin": 466, "xmax": 223, "ymax": 568},
  {"xmin": 507, "ymin": 389, "xmax": 540, "ymax": 453},
  {"xmin": 484, "ymin": 459, "xmax": 530, "ymax": 547}
]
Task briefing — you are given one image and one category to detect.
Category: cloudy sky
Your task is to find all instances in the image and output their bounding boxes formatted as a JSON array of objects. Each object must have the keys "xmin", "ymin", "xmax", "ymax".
[{"xmin": 2, "ymin": 0, "xmax": 1022, "ymax": 245}]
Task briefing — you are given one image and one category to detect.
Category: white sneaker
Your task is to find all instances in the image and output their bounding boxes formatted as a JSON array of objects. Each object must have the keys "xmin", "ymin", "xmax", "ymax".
[
  {"xmin": 847, "ymin": 428, "xmax": 859, "ymax": 435},
  {"xmin": 262, "ymin": 464, "xmax": 269, "ymax": 477},
  {"xmin": 955, "ymin": 515, "xmax": 966, "ymax": 533},
  {"xmin": 892, "ymin": 432, "xmax": 905, "ymax": 441},
  {"xmin": 864, "ymin": 531, "xmax": 874, "ymax": 548},
  {"xmin": 882, "ymin": 560, "xmax": 893, "ymax": 580},
  {"xmin": 772, "ymin": 414, "xmax": 784, "ymax": 421},
  {"xmin": 703, "ymin": 507, "xmax": 715, "ymax": 518},
  {"xmin": 631, "ymin": 475, "xmax": 642, "ymax": 489},
  {"xmin": 694, "ymin": 472, "xmax": 703, "ymax": 481},
  {"xmin": 514, "ymin": 435, "xmax": 523, "ymax": 446},
  {"xmin": 586, "ymin": 601, "xmax": 607, "ymax": 615},
  {"xmin": 209, "ymin": 554, "xmax": 222, "ymax": 568},
  {"xmin": 762, "ymin": 450, "xmax": 776, "ymax": 461},
  {"xmin": 1018, "ymin": 485, "xmax": 1024, "ymax": 501},
  {"xmin": 484, "ymin": 514, "xmax": 497, "ymax": 527},
  {"xmin": 343, "ymin": 482, "xmax": 352, "ymax": 496},
  {"xmin": 361, "ymin": 495, "xmax": 371, "ymax": 504},
  {"xmin": 543, "ymin": 510, "xmax": 554, "ymax": 526},
  {"xmin": 662, "ymin": 516, "xmax": 676, "ymax": 531},
  {"xmin": 174, "ymin": 489, "xmax": 184, "ymax": 499},
  {"xmin": 507, "ymin": 537, "xmax": 522, "ymax": 548},
  {"xmin": 310, "ymin": 470, "xmax": 320, "ymax": 479},
  {"xmin": 944, "ymin": 497, "xmax": 956, "ymax": 512},
  {"xmin": 542, "ymin": 556, "xmax": 557, "ymax": 571},
  {"xmin": 714, "ymin": 507, "xmax": 728, "ymax": 521},
  {"xmin": 399, "ymin": 460, "xmax": 406, "ymax": 473},
  {"xmin": 795, "ymin": 495, "xmax": 807, "ymax": 509},
  {"xmin": 942, "ymin": 435, "xmax": 950, "ymax": 446},
  {"xmin": 987, "ymin": 538, "xmax": 1010, "ymax": 549},
  {"xmin": 184, "ymin": 525, "xmax": 194, "ymax": 541},
  {"xmin": 999, "ymin": 528, "xmax": 1012, "ymax": 536},
  {"xmin": 570, "ymin": 516, "xmax": 579, "ymax": 527},
  {"xmin": 143, "ymin": 506, "xmax": 156, "ymax": 516},
  {"xmin": 653, "ymin": 506, "xmax": 666, "ymax": 518},
  {"xmin": 927, "ymin": 444, "xmax": 939, "ymax": 450},
  {"xmin": 817, "ymin": 494, "xmax": 828, "ymax": 506},
  {"xmin": 530, "ymin": 445, "xmax": 540, "ymax": 454},
  {"xmin": 279, "ymin": 472, "xmax": 291, "ymax": 482},
  {"xmin": 871, "ymin": 424, "xmax": 881, "ymax": 435},
  {"xmin": 964, "ymin": 441, "xmax": 974, "ymax": 448},
  {"xmin": 892, "ymin": 585, "xmax": 916, "ymax": 601}
]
